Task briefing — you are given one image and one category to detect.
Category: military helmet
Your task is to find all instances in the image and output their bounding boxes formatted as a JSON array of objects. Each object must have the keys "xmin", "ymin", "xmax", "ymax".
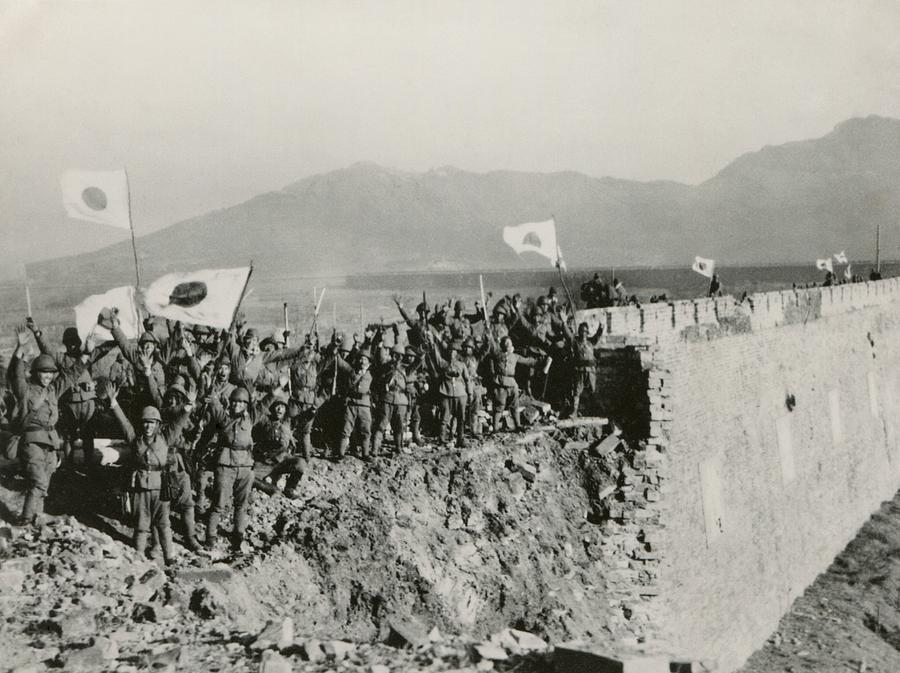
[
  {"xmin": 31, "ymin": 354, "xmax": 58, "ymax": 374},
  {"xmin": 392, "ymin": 344, "xmax": 405, "ymax": 356},
  {"xmin": 415, "ymin": 301, "xmax": 429, "ymax": 314},
  {"xmin": 269, "ymin": 391, "xmax": 289, "ymax": 410},
  {"xmin": 453, "ymin": 299, "xmax": 465, "ymax": 312},
  {"xmin": 166, "ymin": 382, "xmax": 188, "ymax": 400},
  {"xmin": 62, "ymin": 327, "xmax": 81, "ymax": 346},
  {"xmin": 448, "ymin": 339, "xmax": 463, "ymax": 352},
  {"xmin": 536, "ymin": 295, "xmax": 549, "ymax": 307},
  {"xmin": 229, "ymin": 387, "xmax": 251, "ymax": 403},
  {"xmin": 356, "ymin": 347, "xmax": 372, "ymax": 362},
  {"xmin": 138, "ymin": 331, "xmax": 157, "ymax": 346},
  {"xmin": 141, "ymin": 406, "xmax": 162, "ymax": 423},
  {"xmin": 243, "ymin": 328, "xmax": 259, "ymax": 340},
  {"xmin": 462, "ymin": 338, "xmax": 475, "ymax": 351}
]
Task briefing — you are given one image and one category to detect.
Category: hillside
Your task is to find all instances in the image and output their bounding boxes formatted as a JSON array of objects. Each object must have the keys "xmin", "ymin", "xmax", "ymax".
[{"xmin": 27, "ymin": 115, "xmax": 900, "ymax": 283}]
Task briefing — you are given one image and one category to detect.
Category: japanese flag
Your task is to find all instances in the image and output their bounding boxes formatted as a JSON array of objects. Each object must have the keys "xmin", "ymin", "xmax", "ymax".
[
  {"xmin": 833, "ymin": 251, "xmax": 848, "ymax": 264},
  {"xmin": 691, "ymin": 256, "xmax": 715, "ymax": 278},
  {"xmin": 60, "ymin": 169, "xmax": 131, "ymax": 230},
  {"xmin": 816, "ymin": 258, "xmax": 834, "ymax": 273},
  {"xmin": 143, "ymin": 267, "xmax": 251, "ymax": 328},
  {"xmin": 74, "ymin": 285, "xmax": 141, "ymax": 343},
  {"xmin": 502, "ymin": 219, "xmax": 566, "ymax": 270}
]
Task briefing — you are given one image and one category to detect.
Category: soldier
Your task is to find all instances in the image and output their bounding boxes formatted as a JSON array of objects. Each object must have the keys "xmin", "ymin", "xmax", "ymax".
[
  {"xmin": 196, "ymin": 386, "xmax": 257, "ymax": 557},
  {"xmin": 461, "ymin": 338, "xmax": 486, "ymax": 439},
  {"xmin": 27, "ymin": 320, "xmax": 113, "ymax": 396},
  {"xmin": 486, "ymin": 334, "xmax": 539, "ymax": 433},
  {"xmin": 372, "ymin": 344, "xmax": 409, "ymax": 455},
  {"xmin": 562, "ymin": 320, "xmax": 603, "ymax": 418},
  {"xmin": 109, "ymin": 314, "xmax": 168, "ymax": 416},
  {"xmin": 430, "ymin": 339, "xmax": 470, "ymax": 448},
  {"xmin": 254, "ymin": 390, "xmax": 306, "ymax": 497},
  {"xmin": 403, "ymin": 346, "xmax": 427, "ymax": 445},
  {"xmin": 334, "ymin": 348, "xmax": 373, "ymax": 461},
  {"xmin": 393, "ymin": 296, "xmax": 435, "ymax": 348},
  {"xmin": 9, "ymin": 326, "xmax": 64, "ymax": 525},
  {"xmin": 289, "ymin": 342, "xmax": 323, "ymax": 459},
  {"xmin": 107, "ymin": 388, "xmax": 190, "ymax": 565},
  {"xmin": 200, "ymin": 359, "xmax": 237, "ymax": 407},
  {"xmin": 222, "ymin": 328, "xmax": 305, "ymax": 398},
  {"xmin": 446, "ymin": 300, "xmax": 482, "ymax": 341}
]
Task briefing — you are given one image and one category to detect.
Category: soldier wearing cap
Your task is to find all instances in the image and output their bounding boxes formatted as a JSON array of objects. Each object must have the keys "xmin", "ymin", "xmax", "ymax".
[
  {"xmin": 107, "ymin": 390, "xmax": 191, "ymax": 564},
  {"xmin": 486, "ymin": 334, "xmax": 540, "ymax": 433},
  {"xmin": 108, "ymin": 313, "xmax": 168, "ymax": 415},
  {"xmin": 372, "ymin": 344, "xmax": 410, "ymax": 455},
  {"xmin": 562, "ymin": 319, "xmax": 603, "ymax": 418},
  {"xmin": 402, "ymin": 346, "xmax": 427, "ymax": 445},
  {"xmin": 461, "ymin": 338, "xmax": 487, "ymax": 439},
  {"xmin": 223, "ymin": 327, "xmax": 305, "ymax": 397},
  {"xmin": 9, "ymin": 326, "xmax": 64, "ymax": 525},
  {"xmin": 289, "ymin": 344, "xmax": 323, "ymax": 459},
  {"xmin": 429, "ymin": 338, "xmax": 470, "ymax": 448},
  {"xmin": 334, "ymin": 347, "xmax": 373, "ymax": 460},
  {"xmin": 26, "ymin": 319, "xmax": 113, "ymax": 399},
  {"xmin": 254, "ymin": 390, "xmax": 306, "ymax": 497},
  {"xmin": 195, "ymin": 386, "xmax": 257, "ymax": 556}
]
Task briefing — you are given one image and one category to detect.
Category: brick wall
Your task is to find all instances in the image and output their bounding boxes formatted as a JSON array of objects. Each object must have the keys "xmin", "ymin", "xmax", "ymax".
[{"xmin": 588, "ymin": 278, "xmax": 900, "ymax": 671}]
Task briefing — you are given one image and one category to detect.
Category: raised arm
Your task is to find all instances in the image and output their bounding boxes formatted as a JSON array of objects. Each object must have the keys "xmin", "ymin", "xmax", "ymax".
[{"xmin": 107, "ymin": 383, "xmax": 136, "ymax": 444}]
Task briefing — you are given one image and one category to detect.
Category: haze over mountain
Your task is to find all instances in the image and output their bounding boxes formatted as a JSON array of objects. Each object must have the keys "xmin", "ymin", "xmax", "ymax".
[{"xmin": 26, "ymin": 115, "xmax": 900, "ymax": 283}]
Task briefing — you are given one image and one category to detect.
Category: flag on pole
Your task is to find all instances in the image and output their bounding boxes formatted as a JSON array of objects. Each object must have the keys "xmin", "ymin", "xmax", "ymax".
[
  {"xmin": 60, "ymin": 169, "xmax": 131, "ymax": 229},
  {"xmin": 833, "ymin": 251, "xmax": 848, "ymax": 264},
  {"xmin": 143, "ymin": 267, "xmax": 251, "ymax": 328},
  {"xmin": 502, "ymin": 219, "xmax": 566, "ymax": 270},
  {"xmin": 844, "ymin": 263, "xmax": 853, "ymax": 280},
  {"xmin": 691, "ymin": 256, "xmax": 715, "ymax": 278},
  {"xmin": 74, "ymin": 285, "xmax": 141, "ymax": 342},
  {"xmin": 816, "ymin": 258, "xmax": 834, "ymax": 273}
]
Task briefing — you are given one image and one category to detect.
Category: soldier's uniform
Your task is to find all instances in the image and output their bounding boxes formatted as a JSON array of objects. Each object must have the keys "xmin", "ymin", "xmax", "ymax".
[
  {"xmin": 487, "ymin": 338, "xmax": 538, "ymax": 432},
  {"xmin": 431, "ymin": 341, "xmax": 470, "ymax": 448},
  {"xmin": 223, "ymin": 330, "xmax": 305, "ymax": 398},
  {"xmin": 372, "ymin": 346, "xmax": 409, "ymax": 455},
  {"xmin": 289, "ymin": 348, "xmax": 323, "ymax": 459},
  {"xmin": 565, "ymin": 322, "xmax": 602, "ymax": 418},
  {"xmin": 253, "ymin": 394, "xmax": 306, "ymax": 497},
  {"xmin": 198, "ymin": 390, "xmax": 256, "ymax": 553},
  {"xmin": 112, "ymin": 327, "xmax": 168, "ymax": 416},
  {"xmin": 335, "ymin": 352, "xmax": 373, "ymax": 460},
  {"xmin": 461, "ymin": 340, "xmax": 486, "ymax": 438},
  {"xmin": 10, "ymin": 354, "xmax": 63, "ymax": 524},
  {"xmin": 109, "ymin": 403, "xmax": 189, "ymax": 564}
]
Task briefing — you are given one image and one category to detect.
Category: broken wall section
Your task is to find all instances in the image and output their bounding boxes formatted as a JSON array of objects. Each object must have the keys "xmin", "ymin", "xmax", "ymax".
[{"xmin": 586, "ymin": 277, "xmax": 900, "ymax": 672}]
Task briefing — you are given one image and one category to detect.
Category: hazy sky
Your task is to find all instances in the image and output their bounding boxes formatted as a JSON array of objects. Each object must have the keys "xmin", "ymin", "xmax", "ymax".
[{"xmin": 3, "ymin": 0, "xmax": 900, "ymax": 238}]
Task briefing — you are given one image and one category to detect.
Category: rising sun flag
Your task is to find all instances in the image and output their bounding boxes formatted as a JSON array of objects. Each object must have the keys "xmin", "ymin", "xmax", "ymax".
[
  {"xmin": 502, "ymin": 219, "xmax": 566, "ymax": 270},
  {"xmin": 691, "ymin": 256, "xmax": 715, "ymax": 278},
  {"xmin": 59, "ymin": 169, "xmax": 132, "ymax": 230},
  {"xmin": 143, "ymin": 267, "xmax": 252, "ymax": 328}
]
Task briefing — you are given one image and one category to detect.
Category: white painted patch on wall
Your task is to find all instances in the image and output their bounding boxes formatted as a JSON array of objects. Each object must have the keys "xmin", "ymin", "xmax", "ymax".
[
  {"xmin": 776, "ymin": 414, "xmax": 796, "ymax": 484},
  {"xmin": 868, "ymin": 370, "xmax": 880, "ymax": 418}
]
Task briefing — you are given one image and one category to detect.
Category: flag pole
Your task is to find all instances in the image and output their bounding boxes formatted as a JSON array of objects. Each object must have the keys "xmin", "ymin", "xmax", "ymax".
[
  {"xmin": 123, "ymin": 167, "xmax": 142, "ymax": 289},
  {"xmin": 551, "ymin": 215, "xmax": 577, "ymax": 317},
  {"xmin": 25, "ymin": 285, "xmax": 32, "ymax": 319}
]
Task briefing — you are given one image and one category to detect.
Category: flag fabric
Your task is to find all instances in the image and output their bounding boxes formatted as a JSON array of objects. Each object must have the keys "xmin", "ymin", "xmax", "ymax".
[
  {"xmin": 844, "ymin": 263, "xmax": 853, "ymax": 280},
  {"xmin": 834, "ymin": 251, "xmax": 848, "ymax": 264},
  {"xmin": 143, "ymin": 267, "xmax": 251, "ymax": 328},
  {"xmin": 74, "ymin": 285, "xmax": 141, "ymax": 343},
  {"xmin": 502, "ymin": 219, "xmax": 566, "ymax": 270},
  {"xmin": 60, "ymin": 169, "xmax": 131, "ymax": 230},
  {"xmin": 691, "ymin": 256, "xmax": 715, "ymax": 278},
  {"xmin": 816, "ymin": 258, "xmax": 834, "ymax": 273}
]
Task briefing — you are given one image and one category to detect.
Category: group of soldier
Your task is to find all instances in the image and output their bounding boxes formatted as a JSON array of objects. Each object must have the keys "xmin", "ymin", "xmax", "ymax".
[{"xmin": 0, "ymin": 287, "xmax": 607, "ymax": 564}]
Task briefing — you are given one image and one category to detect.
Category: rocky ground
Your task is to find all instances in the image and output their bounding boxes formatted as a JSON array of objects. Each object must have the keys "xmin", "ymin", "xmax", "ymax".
[
  {"xmin": 3, "ymin": 421, "xmax": 899, "ymax": 673},
  {"xmin": 739, "ymin": 491, "xmax": 900, "ymax": 673}
]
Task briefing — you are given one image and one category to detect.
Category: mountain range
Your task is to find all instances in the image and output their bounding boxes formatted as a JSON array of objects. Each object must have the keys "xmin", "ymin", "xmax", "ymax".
[{"xmin": 26, "ymin": 115, "xmax": 900, "ymax": 283}]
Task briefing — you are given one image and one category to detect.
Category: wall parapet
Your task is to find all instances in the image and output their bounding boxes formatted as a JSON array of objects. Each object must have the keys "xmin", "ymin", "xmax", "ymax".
[{"xmin": 576, "ymin": 277, "xmax": 900, "ymax": 341}]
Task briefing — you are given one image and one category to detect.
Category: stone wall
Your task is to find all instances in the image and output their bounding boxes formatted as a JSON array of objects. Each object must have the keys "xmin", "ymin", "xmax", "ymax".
[{"xmin": 581, "ymin": 278, "xmax": 900, "ymax": 671}]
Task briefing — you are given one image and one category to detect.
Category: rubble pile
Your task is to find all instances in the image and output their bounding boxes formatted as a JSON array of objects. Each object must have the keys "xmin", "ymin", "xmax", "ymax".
[{"xmin": 0, "ymin": 422, "xmax": 660, "ymax": 671}]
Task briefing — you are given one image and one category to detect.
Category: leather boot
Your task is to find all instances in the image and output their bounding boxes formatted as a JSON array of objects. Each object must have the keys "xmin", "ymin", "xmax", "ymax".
[
  {"xmin": 19, "ymin": 492, "xmax": 38, "ymax": 526},
  {"xmin": 160, "ymin": 527, "xmax": 175, "ymax": 566},
  {"xmin": 337, "ymin": 438, "xmax": 349, "ymax": 460},
  {"xmin": 205, "ymin": 512, "xmax": 220, "ymax": 549},
  {"xmin": 301, "ymin": 433, "xmax": 313, "ymax": 460},
  {"xmin": 410, "ymin": 418, "xmax": 423, "ymax": 445},
  {"xmin": 230, "ymin": 532, "xmax": 245, "ymax": 558},
  {"xmin": 182, "ymin": 507, "xmax": 201, "ymax": 553},
  {"xmin": 134, "ymin": 531, "xmax": 150, "ymax": 556},
  {"xmin": 371, "ymin": 431, "xmax": 383, "ymax": 456}
]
